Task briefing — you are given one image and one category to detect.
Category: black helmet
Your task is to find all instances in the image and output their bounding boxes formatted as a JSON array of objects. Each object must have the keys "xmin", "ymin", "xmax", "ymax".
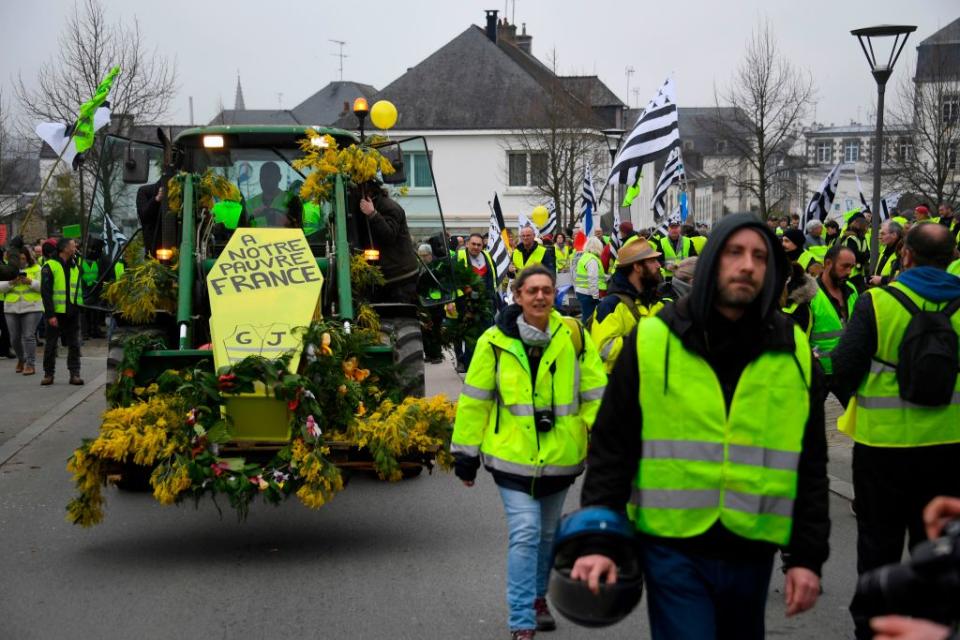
[{"xmin": 548, "ymin": 506, "xmax": 643, "ymax": 628}]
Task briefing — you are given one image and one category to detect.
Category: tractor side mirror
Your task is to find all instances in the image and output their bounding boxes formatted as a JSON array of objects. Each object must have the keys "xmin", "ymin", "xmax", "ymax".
[{"xmin": 123, "ymin": 147, "xmax": 150, "ymax": 184}]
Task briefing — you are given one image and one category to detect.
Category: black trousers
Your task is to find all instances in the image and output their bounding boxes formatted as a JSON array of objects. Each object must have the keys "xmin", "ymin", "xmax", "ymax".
[
  {"xmin": 850, "ymin": 442, "xmax": 960, "ymax": 638},
  {"xmin": 43, "ymin": 313, "xmax": 82, "ymax": 377},
  {"xmin": 0, "ymin": 300, "xmax": 11, "ymax": 355}
]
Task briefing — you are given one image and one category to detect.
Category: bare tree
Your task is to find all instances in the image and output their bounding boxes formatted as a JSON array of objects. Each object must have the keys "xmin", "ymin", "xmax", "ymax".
[
  {"xmin": 708, "ymin": 20, "xmax": 815, "ymax": 218},
  {"xmin": 508, "ymin": 79, "xmax": 606, "ymax": 231},
  {"xmin": 14, "ymin": 0, "xmax": 177, "ymax": 131},
  {"xmin": 889, "ymin": 55, "xmax": 960, "ymax": 207}
]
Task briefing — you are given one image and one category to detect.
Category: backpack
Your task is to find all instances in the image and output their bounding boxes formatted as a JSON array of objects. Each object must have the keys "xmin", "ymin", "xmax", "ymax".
[
  {"xmin": 584, "ymin": 293, "xmax": 641, "ymax": 331},
  {"xmin": 560, "ymin": 315, "xmax": 586, "ymax": 359},
  {"xmin": 883, "ymin": 287, "xmax": 960, "ymax": 406}
]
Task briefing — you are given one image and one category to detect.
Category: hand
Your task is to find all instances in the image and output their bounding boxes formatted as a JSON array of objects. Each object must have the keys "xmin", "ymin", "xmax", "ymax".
[
  {"xmin": 570, "ymin": 554, "xmax": 618, "ymax": 595},
  {"xmin": 784, "ymin": 567, "xmax": 819, "ymax": 617},
  {"xmin": 869, "ymin": 275, "xmax": 883, "ymax": 286},
  {"xmin": 461, "ymin": 480, "xmax": 474, "ymax": 487},
  {"xmin": 359, "ymin": 196, "xmax": 376, "ymax": 217},
  {"xmin": 924, "ymin": 495, "xmax": 960, "ymax": 539},
  {"xmin": 155, "ymin": 186, "xmax": 164, "ymax": 203},
  {"xmin": 870, "ymin": 615, "xmax": 951, "ymax": 640},
  {"xmin": 48, "ymin": 316, "xmax": 58, "ymax": 328}
]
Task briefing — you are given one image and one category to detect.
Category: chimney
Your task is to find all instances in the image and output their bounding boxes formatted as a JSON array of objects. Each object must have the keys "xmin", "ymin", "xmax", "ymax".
[
  {"xmin": 498, "ymin": 18, "xmax": 517, "ymax": 43},
  {"xmin": 485, "ymin": 10, "xmax": 498, "ymax": 43},
  {"xmin": 516, "ymin": 22, "xmax": 532, "ymax": 54}
]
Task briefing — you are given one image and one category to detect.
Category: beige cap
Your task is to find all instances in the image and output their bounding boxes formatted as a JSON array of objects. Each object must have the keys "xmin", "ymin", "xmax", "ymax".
[{"xmin": 616, "ymin": 238, "xmax": 661, "ymax": 265}]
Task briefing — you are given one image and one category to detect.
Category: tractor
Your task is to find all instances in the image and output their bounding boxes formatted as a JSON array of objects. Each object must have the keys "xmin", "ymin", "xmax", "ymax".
[{"xmin": 80, "ymin": 121, "xmax": 458, "ymax": 485}]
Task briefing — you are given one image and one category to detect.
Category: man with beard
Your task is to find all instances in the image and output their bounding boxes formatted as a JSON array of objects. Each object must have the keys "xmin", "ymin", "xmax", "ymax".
[
  {"xmin": 868, "ymin": 219, "xmax": 904, "ymax": 287},
  {"xmin": 571, "ymin": 213, "xmax": 829, "ymax": 639},
  {"xmin": 842, "ymin": 213, "xmax": 870, "ymax": 291},
  {"xmin": 809, "ymin": 245, "xmax": 858, "ymax": 405},
  {"xmin": 589, "ymin": 239, "xmax": 663, "ymax": 372}
]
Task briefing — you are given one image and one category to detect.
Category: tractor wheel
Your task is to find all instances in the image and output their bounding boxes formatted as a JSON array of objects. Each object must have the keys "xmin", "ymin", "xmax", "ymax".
[
  {"xmin": 112, "ymin": 463, "xmax": 153, "ymax": 492},
  {"xmin": 381, "ymin": 316, "xmax": 425, "ymax": 398},
  {"xmin": 401, "ymin": 465, "xmax": 424, "ymax": 480}
]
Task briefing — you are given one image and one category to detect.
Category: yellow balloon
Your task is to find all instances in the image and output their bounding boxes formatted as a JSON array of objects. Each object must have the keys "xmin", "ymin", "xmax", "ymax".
[
  {"xmin": 531, "ymin": 205, "xmax": 549, "ymax": 227},
  {"xmin": 370, "ymin": 100, "xmax": 398, "ymax": 130}
]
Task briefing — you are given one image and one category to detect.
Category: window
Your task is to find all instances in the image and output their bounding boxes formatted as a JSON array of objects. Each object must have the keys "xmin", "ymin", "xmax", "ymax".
[
  {"xmin": 402, "ymin": 151, "xmax": 433, "ymax": 188},
  {"xmin": 949, "ymin": 145, "xmax": 958, "ymax": 171},
  {"xmin": 715, "ymin": 140, "xmax": 727, "ymax": 154},
  {"xmin": 508, "ymin": 153, "xmax": 527, "ymax": 186},
  {"xmin": 943, "ymin": 94, "xmax": 960, "ymax": 125},
  {"xmin": 843, "ymin": 140, "xmax": 860, "ymax": 162},
  {"xmin": 816, "ymin": 141, "xmax": 832, "ymax": 164},
  {"xmin": 507, "ymin": 151, "xmax": 547, "ymax": 187},
  {"xmin": 897, "ymin": 138, "xmax": 913, "ymax": 163},
  {"xmin": 529, "ymin": 153, "xmax": 547, "ymax": 187}
]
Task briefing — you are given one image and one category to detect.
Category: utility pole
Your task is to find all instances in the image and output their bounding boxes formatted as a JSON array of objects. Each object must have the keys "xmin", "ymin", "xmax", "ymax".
[
  {"xmin": 632, "ymin": 88, "xmax": 641, "ymax": 108},
  {"xmin": 329, "ymin": 39, "xmax": 348, "ymax": 81},
  {"xmin": 625, "ymin": 66, "xmax": 635, "ymax": 107}
]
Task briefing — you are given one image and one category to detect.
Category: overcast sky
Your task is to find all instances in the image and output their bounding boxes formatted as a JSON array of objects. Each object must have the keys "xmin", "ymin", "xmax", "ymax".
[{"xmin": 1, "ymin": 0, "xmax": 957, "ymax": 130}]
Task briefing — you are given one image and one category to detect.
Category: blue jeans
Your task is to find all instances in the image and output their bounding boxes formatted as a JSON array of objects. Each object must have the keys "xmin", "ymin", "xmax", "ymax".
[
  {"xmin": 497, "ymin": 486, "xmax": 569, "ymax": 632},
  {"xmin": 576, "ymin": 293, "xmax": 598, "ymax": 324},
  {"xmin": 640, "ymin": 540, "xmax": 774, "ymax": 640}
]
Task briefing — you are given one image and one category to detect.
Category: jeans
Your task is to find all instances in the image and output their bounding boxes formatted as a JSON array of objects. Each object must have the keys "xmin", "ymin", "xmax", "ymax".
[
  {"xmin": 576, "ymin": 293, "xmax": 598, "ymax": 324},
  {"xmin": 640, "ymin": 540, "xmax": 774, "ymax": 640},
  {"xmin": 43, "ymin": 313, "xmax": 82, "ymax": 377},
  {"xmin": 497, "ymin": 486, "xmax": 568, "ymax": 632},
  {"xmin": 5, "ymin": 311, "xmax": 41, "ymax": 367}
]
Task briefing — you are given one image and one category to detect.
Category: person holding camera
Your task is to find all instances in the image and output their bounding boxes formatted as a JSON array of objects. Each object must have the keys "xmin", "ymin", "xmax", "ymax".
[
  {"xmin": 0, "ymin": 245, "xmax": 42, "ymax": 375},
  {"xmin": 572, "ymin": 214, "xmax": 830, "ymax": 640},
  {"xmin": 832, "ymin": 223, "xmax": 960, "ymax": 639},
  {"xmin": 451, "ymin": 264, "xmax": 607, "ymax": 640}
]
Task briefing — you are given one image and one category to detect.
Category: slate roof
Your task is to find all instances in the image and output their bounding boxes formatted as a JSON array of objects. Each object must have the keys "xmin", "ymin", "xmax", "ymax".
[
  {"xmin": 0, "ymin": 157, "xmax": 40, "ymax": 194},
  {"xmin": 292, "ymin": 81, "xmax": 378, "ymax": 125},
  {"xmin": 916, "ymin": 17, "xmax": 960, "ymax": 82},
  {"xmin": 560, "ymin": 76, "xmax": 624, "ymax": 108},
  {"xmin": 335, "ymin": 25, "xmax": 612, "ymax": 130},
  {"xmin": 208, "ymin": 109, "xmax": 301, "ymax": 126}
]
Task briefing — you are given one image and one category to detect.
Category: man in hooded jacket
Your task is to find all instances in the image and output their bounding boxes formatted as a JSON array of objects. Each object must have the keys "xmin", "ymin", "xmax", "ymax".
[{"xmin": 571, "ymin": 213, "xmax": 830, "ymax": 640}]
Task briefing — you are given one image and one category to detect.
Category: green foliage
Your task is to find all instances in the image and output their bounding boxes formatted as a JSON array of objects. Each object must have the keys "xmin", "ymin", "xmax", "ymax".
[
  {"xmin": 106, "ymin": 333, "xmax": 167, "ymax": 407},
  {"xmin": 442, "ymin": 260, "xmax": 495, "ymax": 351},
  {"xmin": 45, "ymin": 173, "xmax": 81, "ymax": 235},
  {"xmin": 101, "ymin": 256, "xmax": 177, "ymax": 324}
]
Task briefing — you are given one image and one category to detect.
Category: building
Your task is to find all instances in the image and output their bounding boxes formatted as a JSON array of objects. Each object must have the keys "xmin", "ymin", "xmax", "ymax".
[{"xmin": 210, "ymin": 77, "xmax": 378, "ymax": 127}]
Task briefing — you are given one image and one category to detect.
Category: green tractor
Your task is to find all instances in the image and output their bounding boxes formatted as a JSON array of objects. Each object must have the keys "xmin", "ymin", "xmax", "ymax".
[{"xmin": 81, "ymin": 123, "xmax": 459, "ymax": 486}]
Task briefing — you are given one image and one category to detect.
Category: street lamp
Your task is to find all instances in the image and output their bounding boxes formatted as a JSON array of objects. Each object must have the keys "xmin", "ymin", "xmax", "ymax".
[
  {"xmin": 850, "ymin": 24, "xmax": 916, "ymax": 274},
  {"xmin": 601, "ymin": 128, "xmax": 626, "ymax": 231}
]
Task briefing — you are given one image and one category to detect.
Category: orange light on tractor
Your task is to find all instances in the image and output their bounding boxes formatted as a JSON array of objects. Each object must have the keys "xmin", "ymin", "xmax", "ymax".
[
  {"xmin": 353, "ymin": 97, "xmax": 369, "ymax": 115},
  {"xmin": 363, "ymin": 248, "xmax": 380, "ymax": 262},
  {"xmin": 156, "ymin": 248, "xmax": 174, "ymax": 262}
]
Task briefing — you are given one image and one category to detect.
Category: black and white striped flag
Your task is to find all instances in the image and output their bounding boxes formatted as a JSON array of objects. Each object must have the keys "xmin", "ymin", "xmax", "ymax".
[
  {"xmin": 607, "ymin": 76, "xmax": 680, "ymax": 188},
  {"xmin": 856, "ymin": 173, "xmax": 872, "ymax": 216},
  {"xmin": 580, "ymin": 165, "xmax": 598, "ymax": 236},
  {"xmin": 610, "ymin": 206, "xmax": 622, "ymax": 259},
  {"xmin": 804, "ymin": 162, "xmax": 842, "ymax": 226},
  {"xmin": 540, "ymin": 200, "xmax": 558, "ymax": 237},
  {"xmin": 881, "ymin": 192, "xmax": 902, "ymax": 221},
  {"xmin": 652, "ymin": 147, "xmax": 684, "ymax": 222},
  {"xmin": 488, "ymin": 194, "xmax": 511, "ymax": 281}
]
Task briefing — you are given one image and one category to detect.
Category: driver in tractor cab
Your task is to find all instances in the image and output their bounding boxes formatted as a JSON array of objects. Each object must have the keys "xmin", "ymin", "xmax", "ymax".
[
  {"xmin": 246, "ymin": 162, "xmax": 288, "ymax": 227},
  {"xmin": 354, "ymin": 180, "xmax": 419, "ymax": 304}
]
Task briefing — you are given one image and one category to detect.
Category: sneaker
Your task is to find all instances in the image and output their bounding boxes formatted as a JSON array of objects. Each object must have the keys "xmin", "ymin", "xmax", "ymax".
[
  {"xmin": 41, "ymin": 375, "xmax": 54, "ymax": 386},
  {"xmin": 511, "ymin": 631, "xmax": 535, "ymax": 640},
  {"xmin": 15, "ymin": 361, "xmax": 23, "ymax": 373},
  {"xmin": 534, "ymin": 598, "xmax": 556, "ymax": 631},
  {"xmin": 69, "ymin": 375, "xmax": 84, "ymax": 385},
  {"xmin": 23, "ymin": 366, "xmax": 36, "ymax": 376}
]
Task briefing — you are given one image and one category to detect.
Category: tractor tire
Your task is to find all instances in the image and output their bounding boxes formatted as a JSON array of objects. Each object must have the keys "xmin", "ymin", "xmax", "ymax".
[
  {"xmin": 106, "ymin": 324, "xmax": 165, "ymax": 387},
  {"xmin": 381, "ymin": 316, "xmax": 425, "ymax": 398},
  {"xmin": 112, "ymin": 463, "xmax": 153, "ymax": 492},
  {"xmin": 401, "ymin": 465, "xmax": 424, "ymax": 480}
]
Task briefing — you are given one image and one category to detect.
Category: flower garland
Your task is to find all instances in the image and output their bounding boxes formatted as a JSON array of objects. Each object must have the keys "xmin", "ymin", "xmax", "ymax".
[
  {"xmin": 101, "ymin": 256, "xmax": 178, "ymax": 324},
  {"xmin": 442, "ymin": 260, "xmax": 496, "ymax": 352},
  {"xmin": 67, "ymin": 320, "xmax": 456, "ymax": 526},
  {"xmin": 293, "ymin": 133, "xmax": 395, "ymax": 204},
  {"xmin": 166, "ymin": 169, "xmax": 241, "ymax": 215}
]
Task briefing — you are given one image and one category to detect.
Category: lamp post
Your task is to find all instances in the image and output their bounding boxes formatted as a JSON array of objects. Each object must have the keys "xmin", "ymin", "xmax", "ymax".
[
  {"xmin": 352, "ymin": 97, "xmax": 370, "ymax": 143},
  {"xmin": 601, "ymin": 128, "xmax": 625, "ymax": 232},
  {"xmin": 850, "ymin": 24, "xmax": 916, "ymax": 274}
]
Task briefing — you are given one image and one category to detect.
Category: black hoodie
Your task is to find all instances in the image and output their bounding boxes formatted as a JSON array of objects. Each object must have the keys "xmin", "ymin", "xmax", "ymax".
[{"xmin": 580, "ymin": 213, "xmax": 830, "ymax": 574}]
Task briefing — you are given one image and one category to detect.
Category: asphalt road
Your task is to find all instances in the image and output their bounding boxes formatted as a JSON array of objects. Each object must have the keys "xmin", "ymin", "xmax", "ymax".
[{"xmin": 0, "ymin": 356, "xmax": 862, "ymax": 640}]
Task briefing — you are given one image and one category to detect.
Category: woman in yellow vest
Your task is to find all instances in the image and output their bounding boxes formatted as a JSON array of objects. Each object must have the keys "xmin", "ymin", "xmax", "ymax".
[
  {"xmin": 451, "ymin": 265, "xmax": 607, "ymax": 638},
  {"xmin": 0, "ymin": 246, "xmax": 43, "ymax": 375}
]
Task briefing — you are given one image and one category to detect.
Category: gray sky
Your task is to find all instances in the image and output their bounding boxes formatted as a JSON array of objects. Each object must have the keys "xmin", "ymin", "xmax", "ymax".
[{"xmin": 1, "ymin": 0, "xmax": 957, "ymax": 129}]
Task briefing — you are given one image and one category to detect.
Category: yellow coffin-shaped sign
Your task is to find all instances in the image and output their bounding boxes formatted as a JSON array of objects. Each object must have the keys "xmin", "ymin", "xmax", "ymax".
[{"xmin": 206, "ymin": 228, "xmax": 323, "ymax": 373}]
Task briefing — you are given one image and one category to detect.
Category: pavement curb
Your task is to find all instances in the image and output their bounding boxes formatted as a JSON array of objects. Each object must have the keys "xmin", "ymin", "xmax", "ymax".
[
  {"xmin": 828, "ymin": 473, "xmax": 855, "ymax": 502},
  {"xmin": 0, "ymin": 371, "xmax": 107, "ymax": 468}
]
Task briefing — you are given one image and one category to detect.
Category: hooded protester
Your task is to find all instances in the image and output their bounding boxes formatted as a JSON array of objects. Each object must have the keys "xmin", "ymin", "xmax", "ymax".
[
  {"xmin": 572, "ymin": 213, "xmax": 830, "ymax": 640},
  {"xmin": 831, "ymin": 223, "xmax": 960, "ymax": 639},
  {"xmin": 782, "ymin": 262, "xmax": 819, "ymax": 337}
]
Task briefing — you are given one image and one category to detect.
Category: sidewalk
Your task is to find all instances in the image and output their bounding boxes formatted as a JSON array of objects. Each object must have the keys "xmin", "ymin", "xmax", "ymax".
[
  {"xmin": 825, "ymin": 395, "xmax": 855, "ymax": 500},
  {"xmin": 0, "ymin": 337, "xmax": 107, "ymax": 449}
]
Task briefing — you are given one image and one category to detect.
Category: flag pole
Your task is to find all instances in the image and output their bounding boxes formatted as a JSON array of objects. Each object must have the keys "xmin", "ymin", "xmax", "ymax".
[{"xmin": 19, "ymin": 133, "xmax": 75, "ymax": 233}]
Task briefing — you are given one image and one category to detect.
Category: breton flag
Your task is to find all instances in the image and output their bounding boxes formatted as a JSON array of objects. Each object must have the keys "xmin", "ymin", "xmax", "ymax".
[
  {"xmin": 608, "ymin": 76, "xmax": 680, "ymax": 188},
  {"xmin": 881, "ymin": 192, "xmax": 902, "ymax": 221},
  {"xmin": 517, "ymin": 212, "xmax": 542, "ymax": 239},
  {"xmin": 540, "ymin": 200, "xmax": 558, "ymax": 237},
  {"xmin": 581, "ymin": 164, "xmax": 598, "ymax": 236},
  {"xmin": 804, "ymin": 162, "xmax": 842, "ymax": 226},
  {"xmin": 103, "ymin": 211, "xmax": 128, "ymax": 261},
  {"xmin": 488, "ymin": 194, "xmax": 511, "ymax": 281},
  {"xmin": 610, "ymin": 206, "xmax": 622, "ymax": 259},
  {"xmin": 652, "ymin": 148, "xmax": 684, "ymax": 222}
]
